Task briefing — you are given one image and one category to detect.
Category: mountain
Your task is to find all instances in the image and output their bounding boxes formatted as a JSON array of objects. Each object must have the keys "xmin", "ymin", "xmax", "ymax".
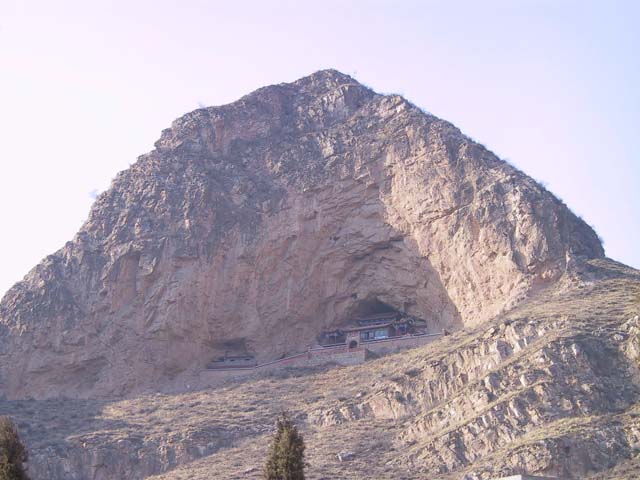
[
  {"xmin": 3, "ymin": 69, "xmax": 637, "ymax": 480},
  {"xmin": 0, "ymin": 70, "xmax": 603, "ymax": 400}
]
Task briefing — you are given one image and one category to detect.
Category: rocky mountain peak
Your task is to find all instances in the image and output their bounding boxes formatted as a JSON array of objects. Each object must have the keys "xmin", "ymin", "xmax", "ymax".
[
  {"xmin": 292, "ymin": 68, "xmax": 360, "ymax": 87},
  {"xmin": 290, "ymin": 69, "xmax": 379, "ymax": 104}
]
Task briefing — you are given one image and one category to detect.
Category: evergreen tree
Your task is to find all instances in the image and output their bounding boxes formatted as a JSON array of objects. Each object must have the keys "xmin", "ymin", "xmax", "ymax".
[
  {"xmin": 264, "ymin": 411, "xmax": 305, "ymax": 480},
  {"xmin": 0, "ymin": 416, "xmax": 29, "ymax": 480}
]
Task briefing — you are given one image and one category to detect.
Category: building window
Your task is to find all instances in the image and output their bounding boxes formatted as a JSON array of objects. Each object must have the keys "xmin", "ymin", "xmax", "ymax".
[
  {"xmin": 374, "ymin": 329, "xmax": 388, "ymax": 339},
  {"xmin": 360, "ymin": 329, "xmax": 389, "ymax": 341}
]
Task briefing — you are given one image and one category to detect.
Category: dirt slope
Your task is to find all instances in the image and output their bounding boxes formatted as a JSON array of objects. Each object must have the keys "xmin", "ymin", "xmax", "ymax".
[{"xmin": 6, "ymin": 258, "xmax": 637, "ymax": 479}]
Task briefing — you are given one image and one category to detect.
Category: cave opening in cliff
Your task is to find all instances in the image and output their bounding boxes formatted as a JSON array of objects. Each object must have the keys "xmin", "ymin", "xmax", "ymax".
[{"xmin": 350, "ymin": 297, "xmax": 399, "ymax": 319}]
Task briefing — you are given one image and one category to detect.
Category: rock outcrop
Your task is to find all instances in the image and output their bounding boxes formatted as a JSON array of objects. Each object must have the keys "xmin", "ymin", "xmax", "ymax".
[
  {"xmin": 0, "ymin": 69, "xmax": 603, "ymax": 399},
  {"xmin": 6, "ymin": 258, "xmax": 639, "ymax": 479}
]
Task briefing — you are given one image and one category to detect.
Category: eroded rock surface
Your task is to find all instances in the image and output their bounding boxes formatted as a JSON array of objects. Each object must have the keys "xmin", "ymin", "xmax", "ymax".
[
  {"xmin": 6, "ymin": 259, "xmax": 639, "ymax": 479},
  {"xmin": 0, "ymin": 69, "xmax": 603, "ymax": 399}
]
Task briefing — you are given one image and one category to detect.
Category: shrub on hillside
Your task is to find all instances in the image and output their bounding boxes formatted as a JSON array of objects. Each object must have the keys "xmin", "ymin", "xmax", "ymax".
[
  {"xmin": 0, "ymin": 416, "xmax": 29, "ymax": 480},
  {"xmin": 264, "ymin": 411, "xmax": 305, "ymax": 480}
]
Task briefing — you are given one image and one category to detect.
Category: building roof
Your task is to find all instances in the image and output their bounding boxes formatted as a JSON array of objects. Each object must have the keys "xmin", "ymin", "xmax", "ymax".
[
  {"xmin": 342, "ymin": 323, "xmax": 394, "ymax": 333},
  {"xmin": 355, "ymin": 312, "xmax": 399, "ymax": 321},
  {"xmin": 211, "ymin": 355, "xmax": 255, "ymax": 361},
  {"xmin": 321, "ymin": 313, "xmax": 422, "ymax": 336}
]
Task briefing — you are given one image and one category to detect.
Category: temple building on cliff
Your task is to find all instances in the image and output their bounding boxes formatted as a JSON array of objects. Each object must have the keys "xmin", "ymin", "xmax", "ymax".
[
  {"xmin": 319, "ymin": 311, "xmax": 428, "ymax": 349},
  {"xmin": 207, "ymin": 353, "xmax": 257, "ymax": 369}
]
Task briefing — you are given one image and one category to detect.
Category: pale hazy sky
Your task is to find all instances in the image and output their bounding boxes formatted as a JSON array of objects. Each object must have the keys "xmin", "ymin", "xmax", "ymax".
[{"xmin": 0, "ymin": 0, "xmax": 638, "ymax": 297}]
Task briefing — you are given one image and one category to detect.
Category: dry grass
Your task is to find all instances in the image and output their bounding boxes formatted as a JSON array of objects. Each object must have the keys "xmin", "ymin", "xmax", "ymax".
[{"xmin": 4, "ymin": 258, "xmax": 640, "ymax": 479}]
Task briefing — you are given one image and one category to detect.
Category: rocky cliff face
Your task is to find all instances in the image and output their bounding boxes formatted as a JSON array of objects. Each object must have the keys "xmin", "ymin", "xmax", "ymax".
[
  {"xmin": 7, "ymin": 259, "xmax": 639, "ymax": 480},
  {"xmin": 0, "ymin": 69, "xmax": 603, "ymax": 399}
]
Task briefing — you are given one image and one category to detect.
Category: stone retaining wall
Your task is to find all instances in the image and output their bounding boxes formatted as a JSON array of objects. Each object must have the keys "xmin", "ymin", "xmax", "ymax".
[{"xmin": 199, "ymin": 333, "xmax": 443, "ymax": 388}]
